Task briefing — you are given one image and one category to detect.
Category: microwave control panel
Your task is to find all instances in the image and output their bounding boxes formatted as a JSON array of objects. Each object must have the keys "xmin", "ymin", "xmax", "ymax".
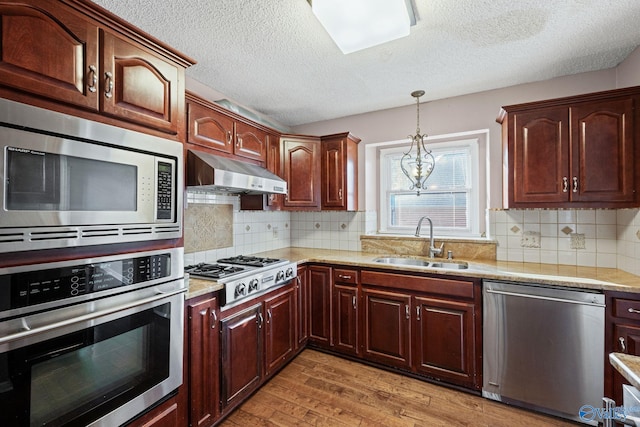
[
  {"xmin": 0, "ymin": 254, "xmax": 172, "ymax": 312},
  {"xmin": 156, "ymin": 161, "xmax": 173, "ymax": 220}
]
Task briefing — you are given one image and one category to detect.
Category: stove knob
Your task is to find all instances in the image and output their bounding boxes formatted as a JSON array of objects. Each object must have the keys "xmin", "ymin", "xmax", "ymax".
[
  {"xmin": 234, "ymin": 282, "xmax": 246, "ymax": 298},
  {"xmin": 248, "ymin": 278, "xmax": 259, "ymax": 293},
  {"xmin": 285, "ymin": 267, "xmax": 294, "ymax": 278},
  {"xmin": 276, "ymin": 270, "xmax": 285, "ymax": 282}
]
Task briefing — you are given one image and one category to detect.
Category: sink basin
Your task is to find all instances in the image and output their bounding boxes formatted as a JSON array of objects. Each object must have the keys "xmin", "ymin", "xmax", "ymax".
[
  {"xmin": 373, "ymin": 257, "xmax": 431, "ymax": 267},
  {"xmin": 430, "ymin": 262, "xmax": 469, "ymax": 269}
]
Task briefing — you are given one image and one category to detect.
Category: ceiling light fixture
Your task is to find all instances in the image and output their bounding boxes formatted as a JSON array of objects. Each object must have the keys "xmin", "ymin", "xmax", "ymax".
[
  {"xmin": 309, "ymin": 0, "xmax": 415, "ymax": 54},
  {"xmin": 400, "ymin": 90, "xmax": 435, "ymax": 196}
]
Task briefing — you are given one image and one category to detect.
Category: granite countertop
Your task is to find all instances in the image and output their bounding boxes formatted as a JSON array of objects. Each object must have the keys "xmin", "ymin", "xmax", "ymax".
[
  {"xmin": 186, "ymin": 275, "xmax": 224, "ymax": 300},
  {"xmin": 250, "ymin": 247, "xmax": 640, "ymax": 293},
  {"xmin": 610, "ymin": 353, "xmax": 640, "ymax": 389}
]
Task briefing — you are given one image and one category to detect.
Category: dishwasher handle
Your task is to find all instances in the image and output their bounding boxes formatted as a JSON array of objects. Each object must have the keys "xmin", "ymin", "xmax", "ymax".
[{"xmin": 485, "ymin": 288, "xmax": 605, "ymax": 308}]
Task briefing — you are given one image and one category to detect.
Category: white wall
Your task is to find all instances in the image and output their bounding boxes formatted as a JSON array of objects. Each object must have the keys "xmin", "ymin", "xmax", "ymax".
[{"xmin": 617, "ymin": 46, "xmax": 640, "ymax": 87}]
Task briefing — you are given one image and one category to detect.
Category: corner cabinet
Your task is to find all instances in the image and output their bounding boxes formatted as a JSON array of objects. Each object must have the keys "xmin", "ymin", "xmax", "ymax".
[
  {"xmin": 321, "ymin": 133, "xmax": 360, "ymax": 211},
  {"xmin": 499, "ymin": 86, "xmax": 640, "ymax": 208},
  {"xmin": 0, "ymin": 0, "xmax": 194, "ymax": 139}
]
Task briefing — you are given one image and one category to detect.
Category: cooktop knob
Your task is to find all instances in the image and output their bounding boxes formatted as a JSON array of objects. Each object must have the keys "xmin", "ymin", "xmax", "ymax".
[
  {"xmin": 234, "ymin": 282, "xmax": 246, "ymax": 297},
  {"xmin": 285, "ymin": 267, "xmax": 294, "ymax": 278},
  {"xmin": 248, "ymin": 278, "xmax": 259, "ymax": 293},
  {"xmin": 276, "ymin": 270, "xmax": 285, "ymax": 281}
]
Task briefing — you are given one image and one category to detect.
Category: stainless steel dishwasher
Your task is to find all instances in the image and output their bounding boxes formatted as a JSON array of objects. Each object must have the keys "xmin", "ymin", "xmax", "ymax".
[{"xmin": 482, "ymin": 280, "xmax": 605, "ymax": 425}]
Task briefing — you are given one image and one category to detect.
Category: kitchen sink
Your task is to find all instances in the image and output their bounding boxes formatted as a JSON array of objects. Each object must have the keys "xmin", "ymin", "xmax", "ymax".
[
  {"xmin": 430, "ymin": 262, "xmax": 469, "ymax": 270},
  {"xmin": 373, "ymin": 257, "xmax": 469, "ymax": 270},
  {"xmin": 373, "ymin": 257, "xmax": 431, "ymax": 267}
]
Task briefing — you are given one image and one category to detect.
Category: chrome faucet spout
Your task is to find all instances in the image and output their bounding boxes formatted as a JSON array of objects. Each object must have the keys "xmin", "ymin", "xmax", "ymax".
[{"xmin": 415, "ymin": 216, "xmax": 443, "ymax": 258}]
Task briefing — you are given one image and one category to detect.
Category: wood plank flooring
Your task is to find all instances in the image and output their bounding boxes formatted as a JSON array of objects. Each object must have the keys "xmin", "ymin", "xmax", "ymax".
[{"xmin": 219, "ymin": 349, "xmax": 577, "ymax": 426}]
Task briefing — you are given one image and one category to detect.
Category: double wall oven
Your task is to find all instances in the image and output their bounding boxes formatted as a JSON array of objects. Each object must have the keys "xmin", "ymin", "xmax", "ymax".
[{"xmin": 0, "ymin": 100, "xmax": 186, "ymax": 426}]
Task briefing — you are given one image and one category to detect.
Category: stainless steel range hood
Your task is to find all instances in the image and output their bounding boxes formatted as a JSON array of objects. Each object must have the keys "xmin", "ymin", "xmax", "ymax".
[{"xmin": 187, "ymin": 150, "xmax": 287, "ymax": 195}]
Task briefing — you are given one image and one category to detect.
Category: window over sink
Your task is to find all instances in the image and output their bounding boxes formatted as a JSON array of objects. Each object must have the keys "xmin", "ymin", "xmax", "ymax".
[{"xmin": 378, "ymin": 136, "xmax": 481, "ymax": 237}]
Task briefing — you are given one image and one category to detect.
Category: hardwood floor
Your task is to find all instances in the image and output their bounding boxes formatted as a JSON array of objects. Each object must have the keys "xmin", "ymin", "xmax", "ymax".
[{"xmin": 219, "ymin": 349, "xmax": 576, "ymax": 426}]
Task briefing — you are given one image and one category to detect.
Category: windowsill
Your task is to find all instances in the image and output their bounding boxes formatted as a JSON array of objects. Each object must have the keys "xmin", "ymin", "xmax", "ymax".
[{"xmin": 364, "ymin": 234, "xmax": 496, "ymax": 244}]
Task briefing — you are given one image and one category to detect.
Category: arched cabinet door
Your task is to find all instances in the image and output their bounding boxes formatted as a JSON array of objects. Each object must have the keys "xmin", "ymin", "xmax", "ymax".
[
  {"xmin": 0, "ymin": 0, "xmax": 99, "ymax": 110},
  {"xmin": 281, "ymin": 135, "xmax": 321, "ymax": 210},
  {"xmin": 101, "ymin": 32, "xmax": 180, "ymax": 134}
]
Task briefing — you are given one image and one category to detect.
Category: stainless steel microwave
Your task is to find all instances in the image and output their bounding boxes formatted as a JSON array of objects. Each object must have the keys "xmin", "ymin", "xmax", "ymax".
[{"xmin": 0, "ymin": 98, "xmax": 183, "ymax": 253}]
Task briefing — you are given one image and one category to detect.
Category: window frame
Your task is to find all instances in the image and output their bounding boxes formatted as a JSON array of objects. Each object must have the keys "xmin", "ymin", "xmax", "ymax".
[{"xmin": 378, "ymin": 138, "xmax": 481, "ymax": 237}]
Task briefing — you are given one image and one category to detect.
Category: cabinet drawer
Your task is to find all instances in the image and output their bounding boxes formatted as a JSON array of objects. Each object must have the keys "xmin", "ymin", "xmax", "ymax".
[
  {"xmin": 334, "ymin": 268, "xmax": 358, "ymax": 285},
  {"xmin": 361, "ymin": 270, "xmax": 475, "ymax": 299},
  {"xmin": 614, "ymin": 298, "xmax": 640, "ymax": 321}
]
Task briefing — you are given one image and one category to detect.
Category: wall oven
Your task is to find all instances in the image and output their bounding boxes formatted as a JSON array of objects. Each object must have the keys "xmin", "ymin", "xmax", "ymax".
[
  {"xmin": 0, "ymin": 247, "xmax": 185, "ymax": 427},
  {"xmin": 0, "ymin": 98, "xmax": 183, "ymax": 254}
]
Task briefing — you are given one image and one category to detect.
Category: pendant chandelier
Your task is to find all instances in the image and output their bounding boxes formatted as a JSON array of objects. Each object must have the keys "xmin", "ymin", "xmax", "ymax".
[{"xmin": 400, "ymin": 90, "xmax": 435, "ymax": 196}]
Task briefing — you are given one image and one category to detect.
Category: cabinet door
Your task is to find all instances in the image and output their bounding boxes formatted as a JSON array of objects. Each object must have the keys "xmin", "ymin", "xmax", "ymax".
[
  {"xmin": 414, "ymin": 296, "xmax": 477, "ymax": 388},
  {"xmin": 282, "ymin": 137, "xmax": 321, "ymax": 210},
  {"xmin": 308, "ymin": 265, "xmax": 332, "ymax": 346},
  {"xmin": 264, "ymin": 287, "xmax": 295, "ymax": 376},
  {"xmin": 235, "ymin": 121, "xmax": 267, "ymax": 162},
  {"xmin": 187, "ymin": 101, "xmax": 234, "ymax": 154},
  {"xmin": 510, "ymin": 108, "xmax": 569, "ymax": 205},
  {"xmin": 0, "ymin": 0, "xmax": 99, "ymax": 110},
  {"xmin": 571, "ymin": 99, "xmax": 634, "ymax": 203},
  {"xmin": 361, "ymin": 287, "xmax": 411, "ymax": 369},
  {"xmin": 220, "ymin": 304, "xmax": 262, "ymax": 410},
  {"xmin": 612, "ymin": 323, "xmax": 640, "ymax": 403},
  {"xmin": 296, "ymin": 266, "xmax": 309, "ymax": 348},
  {"xmin": 101, "ymin": 31, "xmax": 180, "ymax": 134},
  {"xmin": 187, "ymin": 297, "xmax": 220, "ymax": 427},
  {"xmin": 333, "ymin": 284, "xmax": 358, "ymax": 356},
  {"xmin": 321, "ymin": 138, "xmax": 345, "ymax": 209},
  {"xmin": 265, "ymin": 133, "xmax": 283, "ymax": 210}
]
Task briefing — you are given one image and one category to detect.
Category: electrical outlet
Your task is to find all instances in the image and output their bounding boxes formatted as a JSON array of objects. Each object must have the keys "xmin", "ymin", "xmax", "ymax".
[{"xmin": 272, "ymin": 226, "xmax": 278, "ymax": 239}]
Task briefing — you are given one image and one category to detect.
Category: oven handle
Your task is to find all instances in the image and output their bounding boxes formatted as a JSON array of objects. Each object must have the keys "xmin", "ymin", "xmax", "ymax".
[{"xmin": 0, "ymin": 287, "xmax": 185, "ymax": 346}]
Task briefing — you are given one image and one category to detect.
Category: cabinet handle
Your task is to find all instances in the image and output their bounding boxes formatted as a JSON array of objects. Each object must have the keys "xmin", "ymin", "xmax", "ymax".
[
  {"xmin": 338, "ymin": 274, "xmax": 352, "ymax": 280},
  {"xmin": 210, "ymin": 310, "xmax": 217, "ymax": 329},
  {"xmin": 572, "ymin": 177, "xmax": 578, "ymax": 193},
  {"xmin": 405, "ymin": 305, "xmax": 410, "ymax": 320},
  {"xmin": 267, "ymin": 308, "xmax": 272, "ymax": 324},
  {"xmin": 352, "ymin": 295, "xmax": 356, "ymax": 310},
  {"xmin": 236, "ymin": 135, "xmax": 241, "ymax": 147},
  {"xmin": 226, "ymin": 130, "xmax": 232, "ymax": 145},
  {"xmin": 416, "ymin": 306, "xmax": 421, "ymax": 321},
  {"xmin": 620, "ymin": 336, "xmax": 627, "ymax": 352},
  {"xmin": 338, "ymin": 188, "xmax": 343, "ymax": 200},
  {"xmin": 104, "ymin": 71, "xmax": 113, "ymax": 98},
  {"xmin": 258, "ymin": 312, "xmax": 264, "ymax": 329},
  {"xmin": 628, "ymin": 308, "xmax": 640, "ymax": 315},
  {"xmin": 562, "ymin": 177, "xmax": 568, "ymax": 193},
  {"xmin": 88, "ymin": 65, "xmax": 97, "ymax": 93}
]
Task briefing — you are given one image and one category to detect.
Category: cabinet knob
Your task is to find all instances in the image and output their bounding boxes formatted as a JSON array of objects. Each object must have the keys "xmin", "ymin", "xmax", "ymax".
[
  {"xmin": 562, "ymin": 177, "xmax": 568, "ymax": 193},
  {"xmin": 88, "ymin": 65, "xmax": 97, "ymax": 93},
  {"xmin": 104, "ymin": 71, "xmax": 113, "ymax": 99},
  {"xmin": 619, "ymin": 336, "xmax": 627, "ymax": 352}
]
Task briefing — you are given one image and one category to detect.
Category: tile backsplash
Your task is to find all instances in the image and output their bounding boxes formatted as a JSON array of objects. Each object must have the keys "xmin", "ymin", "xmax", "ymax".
[
  {"xmin": 185, "ymin": 191, "xmax": 640, "ymax": 276},
  {"xmin": 489, "ymin": 208, "xmax": 640, "ymax": 273}
]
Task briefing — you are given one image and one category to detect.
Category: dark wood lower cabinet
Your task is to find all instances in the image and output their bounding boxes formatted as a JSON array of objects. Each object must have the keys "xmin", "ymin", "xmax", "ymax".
[
  {"xmin": 264, "ymin": 287, "xmax": 296, "ymax": 376},
  {"xmin": 308, "ymin": 265, "xmax": 332, "ymax": 346},
  {"xmin": 414, "ymin": 296, "xmax": 478, "ymax": 389},
  {"xmin": 220, "ymin": 304, "xmax": 263, "ymax": 411},
  {"xmin": 333, "ymin": 284, "xmax": 358, "ymax": 355},
  {"xmin": 187, "ymin": 296, "xmax": 219, "ymax": 427},
  {"xmin": 361, "ymin": 287, "xmax": 412, "ymax": 369}
]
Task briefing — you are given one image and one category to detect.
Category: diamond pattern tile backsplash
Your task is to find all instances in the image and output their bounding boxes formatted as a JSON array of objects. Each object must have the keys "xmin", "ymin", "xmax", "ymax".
[{"xmin": 184, "ymin": 203, "xmax": 233, "ymax": 253}]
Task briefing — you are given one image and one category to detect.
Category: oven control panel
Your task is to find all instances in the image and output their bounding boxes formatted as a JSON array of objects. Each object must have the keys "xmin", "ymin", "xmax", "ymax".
[{"xmin": 0, "ymin": 253, "xmax": 172, "ymax": 312}]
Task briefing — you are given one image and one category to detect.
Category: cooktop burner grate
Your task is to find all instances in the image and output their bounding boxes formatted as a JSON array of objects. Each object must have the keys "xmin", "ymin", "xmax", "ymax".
[
  {"xmin": 185, "ymin": 263, "xmax": 246, "ymax": 279},
  {"xmin": 216, "ymin": 255, "xmax": 283, "ymax": 267}
]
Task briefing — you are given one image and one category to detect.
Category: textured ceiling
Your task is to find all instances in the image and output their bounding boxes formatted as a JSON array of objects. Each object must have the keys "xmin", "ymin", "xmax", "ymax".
[{"xmin": 92, "ymin": 0, "xmax": 640, "ymax": 127}]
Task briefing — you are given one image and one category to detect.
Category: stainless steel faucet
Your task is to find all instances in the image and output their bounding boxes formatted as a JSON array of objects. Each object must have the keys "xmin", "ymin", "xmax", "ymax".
[{"xmin": 415, "ymin": 216, "xmax": 443, "ymax": 258}]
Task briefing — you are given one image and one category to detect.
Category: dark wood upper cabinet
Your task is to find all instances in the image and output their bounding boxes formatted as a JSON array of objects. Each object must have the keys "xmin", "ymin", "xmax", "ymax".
[
  {"xmin": 281, "ymin": 135, "xmax": 321, "ymax": 210},
  {"xmin": 0, "ymin": 0, "xmax": 99, "ymax": 110},
  {"xmin": 187, "ymin": 93, "xmax": 267, "ymax": 162},
  {"xmin": 0, "ymin": 0, "xmax": 193, "ymax": 138},
  {"xmin": 321, "ymin": 133, "xmax": 360, "ymax": 211},
  {"xmin": 499, "ymin": 86, "xmax": 640, "ymax": 208},
  {"xmin": 101, "ymin": 31, "xmax": 180, "ymax": 134}
]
